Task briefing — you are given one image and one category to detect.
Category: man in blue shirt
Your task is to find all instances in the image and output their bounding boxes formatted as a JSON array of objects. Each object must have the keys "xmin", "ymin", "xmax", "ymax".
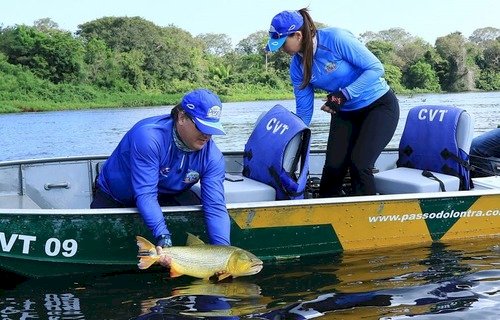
[{"xmin": 91, "ymin": 89, "xmax": 230, "ymax": 251}]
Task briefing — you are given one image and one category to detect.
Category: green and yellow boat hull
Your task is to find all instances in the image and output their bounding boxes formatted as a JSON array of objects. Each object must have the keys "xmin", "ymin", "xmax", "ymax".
[{"xmin": 1, "ymin": 190, "xmax": 498, "ymax": 278}]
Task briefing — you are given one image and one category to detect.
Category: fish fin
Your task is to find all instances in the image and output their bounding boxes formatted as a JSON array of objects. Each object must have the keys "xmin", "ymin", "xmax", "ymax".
[
  {"xmin": 186, "ymin": 232, "xmax": 205, "ymax": 246},
  {"xmin": 136, "ymin": 236, "xmax": 156, "ymax": 255},
  {"xmin": 169, "ymin": 268, "xmax": 183, "ymax": 278},
  {"xmin": 215, "ymin": 273, "xmax": 233, "ymax": 282},
  {"xmin": 137, "ymin": 256, "xmax": 158, "ymax": 270},
  {"xmin": 136, "ymin": 236, "xmax": 159, "ymax": 270}
]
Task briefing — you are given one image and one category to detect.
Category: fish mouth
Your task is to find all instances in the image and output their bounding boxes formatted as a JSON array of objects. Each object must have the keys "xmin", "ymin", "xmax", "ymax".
[
  {"xmin": 249, "ymin": 261, "xmax": 264, "ymax": 274},
  {"xmin": 235, "ymin": 261, "xmax": 263, "ymax": 276}
]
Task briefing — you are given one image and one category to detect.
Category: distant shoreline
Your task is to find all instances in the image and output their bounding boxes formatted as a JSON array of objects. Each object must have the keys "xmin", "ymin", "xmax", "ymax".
[
  {"xmin": 4, "ymin": 89, "xmax": 479, "ymax": 114},
  {"xmin": 2, "ymin": 89, "xmax": 496, "ymax": 115}
]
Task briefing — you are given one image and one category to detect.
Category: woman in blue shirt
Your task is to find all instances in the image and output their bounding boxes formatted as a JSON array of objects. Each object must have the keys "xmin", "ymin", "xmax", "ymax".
[{"xmin": 267, "ymin": 8, "xmax": 400, "ymax": 196}]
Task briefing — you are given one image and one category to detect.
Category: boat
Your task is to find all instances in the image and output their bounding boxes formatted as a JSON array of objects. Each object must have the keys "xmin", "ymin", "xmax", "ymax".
[
  {"xmin": 1, "ymin": 103, "xmax": 500, "ymax": 278},
  {"xmin": 1, "ymin": 149, "xmax": 499, "ymax": 278}
]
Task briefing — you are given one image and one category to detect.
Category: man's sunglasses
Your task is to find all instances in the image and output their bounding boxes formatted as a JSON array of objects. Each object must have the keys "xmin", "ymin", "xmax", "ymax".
[{"xmin": 182, "ymin": 111, "xmax": 202, "ymax": 132}]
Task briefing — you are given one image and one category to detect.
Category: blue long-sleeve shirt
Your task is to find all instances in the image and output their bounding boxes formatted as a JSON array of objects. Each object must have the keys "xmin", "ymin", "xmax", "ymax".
[
  {"xmin": 291, "ymin": 27, "xmax": 390, "ymax": 125},
  {"xmin": 97, "ymin": 115, "xmax": 230, "ymax": 245}
]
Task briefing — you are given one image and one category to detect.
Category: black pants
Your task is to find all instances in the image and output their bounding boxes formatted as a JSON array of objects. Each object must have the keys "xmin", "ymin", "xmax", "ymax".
[
  {"xmin": 319, "ymin": 89, "xmax": 400, "ymax": 197},
  {"xmin": 90, "ymin": 187, "xmax": 200, "ymax": 208}
]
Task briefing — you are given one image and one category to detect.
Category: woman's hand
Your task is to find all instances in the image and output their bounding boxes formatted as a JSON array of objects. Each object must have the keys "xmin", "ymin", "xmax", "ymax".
[
  {"xmin": 322, "ymin": 91, "xmax": 347, "ymax": 114},
  {"xmin": 321, "ymin": 104, "xmax": 336, "ymax": 114}
]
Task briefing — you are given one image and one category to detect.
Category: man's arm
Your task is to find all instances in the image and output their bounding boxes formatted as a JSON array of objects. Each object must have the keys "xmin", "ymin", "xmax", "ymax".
[{"xmin": 130, "ymin": 128, "xmax": 170, "ymax": 242}]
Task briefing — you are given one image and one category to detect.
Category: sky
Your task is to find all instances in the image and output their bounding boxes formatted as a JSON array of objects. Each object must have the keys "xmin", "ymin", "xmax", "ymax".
[{"xmin": 1, "ymin": 0, "xmax": 499, "ymax": 46}]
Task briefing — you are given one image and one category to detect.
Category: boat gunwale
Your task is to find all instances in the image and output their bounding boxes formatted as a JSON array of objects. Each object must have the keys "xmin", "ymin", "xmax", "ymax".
[
  {"xmin": 0, "ymin": 149, "xmax": 395, "ymax": 167},
  {"xmin": 0, "ymin": 149, "xmax": 498, "ymax": 215},
  {"xmin": 0, "ymin": 187, "xmax": 498, "ymax": 215}
]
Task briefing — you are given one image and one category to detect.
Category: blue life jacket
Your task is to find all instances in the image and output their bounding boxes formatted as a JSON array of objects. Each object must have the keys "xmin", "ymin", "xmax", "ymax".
[
  {"xmin": 243, "ymin": 105, "xmax": 311, "ymax": 200},
  {"xmin": 397, "ymin": 105, "xmax": 472, "ymax": 190}
]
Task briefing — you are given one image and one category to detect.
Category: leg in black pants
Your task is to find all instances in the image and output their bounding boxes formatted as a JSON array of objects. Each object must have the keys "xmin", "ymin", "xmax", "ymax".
[
  {"xmin": 319, "ymin": 90, "xmax": 400, "ymax": 197},
  {"xmin": 90, "ymin": 187, "xmax": 127, "ymax": 208},
  {"xmin": 91, "ymin": 188, "xmax": 200, "ymax": 208},
  {"xmin": 319, "ymin": 112, "xmax": 353, "ymax": 197}
]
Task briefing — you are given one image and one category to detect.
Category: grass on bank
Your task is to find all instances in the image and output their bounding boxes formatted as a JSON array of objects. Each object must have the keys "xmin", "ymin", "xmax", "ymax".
[
  {"xmin": 0, "ymin": 57, "xmax": 426, "ymax": 114},
  {"xmin": 0, "ymin": 62, "xmax": 295, "ymax": 113},
  {"xmin": 0, "ymin": 90, "xmax": 296, "ymax": 114}
]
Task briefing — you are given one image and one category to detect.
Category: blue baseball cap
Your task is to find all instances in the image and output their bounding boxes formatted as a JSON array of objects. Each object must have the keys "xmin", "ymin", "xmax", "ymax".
[
  {"xmin": 266, "ymin": 10, "xmax": 304, "ymax": 52},
  {"xmin": 181, "ymin": 89, "xmax": 226, "ymax": 135}
]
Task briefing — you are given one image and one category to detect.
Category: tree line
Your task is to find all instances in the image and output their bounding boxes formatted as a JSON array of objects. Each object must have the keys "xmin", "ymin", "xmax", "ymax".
[{"xmin": 0, "ymin": 16, "xmax": 499, "ymax": 113}]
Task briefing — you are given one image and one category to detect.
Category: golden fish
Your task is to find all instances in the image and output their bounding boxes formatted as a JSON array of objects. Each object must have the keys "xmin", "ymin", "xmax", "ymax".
[{"xmin": 136, "ymin": 233, "xmax": 263, "ymax": 280}]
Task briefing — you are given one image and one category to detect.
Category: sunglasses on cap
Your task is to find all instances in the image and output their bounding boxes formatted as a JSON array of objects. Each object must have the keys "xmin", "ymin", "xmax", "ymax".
[{"xmin": 270, "ymin": 31, "xmax": 296, "ymax": 39}]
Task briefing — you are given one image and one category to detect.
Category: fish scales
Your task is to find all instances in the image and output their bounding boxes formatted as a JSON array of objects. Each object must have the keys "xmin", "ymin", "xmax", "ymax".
[
  {"xmin": 165, "ymin": 246, "xmax": 237, "ymax": 276},
  {"xmin": 135, "ymin": 235, "xmax": 263, "ymax": 280}
]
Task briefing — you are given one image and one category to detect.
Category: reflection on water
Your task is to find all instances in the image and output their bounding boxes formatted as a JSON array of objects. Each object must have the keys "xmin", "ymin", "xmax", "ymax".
[
  {"xmin": 0, "ymin": 293, "xmax": 83, "ymax": 319},
  {"xmin": 1, "ymin": 238, "xmax": 499, "ymax": 319}
]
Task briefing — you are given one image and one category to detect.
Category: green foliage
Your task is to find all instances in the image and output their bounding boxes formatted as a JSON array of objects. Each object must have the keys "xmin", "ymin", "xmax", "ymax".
[
  {"xmin": 82, "ymin": 38, "xmax": 123, "ymax": 90},
  {"xmin": 77, "ymin": 17, "xmax": 205, "ymax": 90},
  {"xmin": 0, "ymin": 25, "xmax": 84, "ymax": 83},
  {"xmin": 435, "ymin": 32, "xmax": 476, "ymax": 91},
  {"xmin": 404, "ymin": 61, "xmax": 441, "ymax": 91},
  {"xmin": 236, "ymin": 31, "xmax": 267, "ymax": 55},
  {"xmin": 476, "ymin": 69, "xmax": 500, "ymax": 90},
  {"xmin": 482, "ymin": 39, "xmax": 500, "ymax": 71},
  {"xmin": 196, "ymin": 33, "xmax": 233, "ymax": 56},
  {"xmin": 0, "ymin": 18, "xmax": 499, "ymax": 114},
  {"xmin": 383, "ymin": 64, "xmax": 405, "ymax": 93},
  {"xmin": 469, "ymin": 27, "xmax": 500, "ymax": 46},
  {"xmin": 366, "ymin": 40, "xmax": 401, "ymax": 67}
]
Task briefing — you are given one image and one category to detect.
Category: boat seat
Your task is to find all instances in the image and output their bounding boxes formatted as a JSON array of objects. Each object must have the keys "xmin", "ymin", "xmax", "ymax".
[
  {"xmin": 191, "ymin": 174, "xmax": 276, "ymax": 203},
  {"xmin": 242, "ymin": 105, "xmax": 311, "ymax": 200},
  {"xmin": 472, "ymin": 176, "xmax": 500, "ymax": 190},
  {"xmin": 375, "ymin": 105, "xmax": 474, "ymax": 194},
  {"xmin": 374, "ymin": 167, "xmax": 461, "ymax": 193},
  {"xmin": 283, "ymin": 133, "xmax": 303, "ymax": 174}
]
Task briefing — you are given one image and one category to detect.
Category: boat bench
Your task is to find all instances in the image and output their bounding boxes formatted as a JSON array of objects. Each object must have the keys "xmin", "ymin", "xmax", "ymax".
[
  {"xmin": 191, "ymin": 174, "xmax": 276, "ymax": 203},
  {"xmin": 0, "ymin": 194, "xmax": 42, "ymax": 209},
  {"xmin": 374, "ymin": 167, "xmax": 460, "ymax": 194},
  {"xmin": 374, "ymin": 105, "xmax": 473, "ymax": 195},
  {"xmin": 94, "ymin": 161, "xmax": 276, "ymax": 204},
  {"xmin": 473, "ymin": 176, "xmax": 500, "ymax": 190}
]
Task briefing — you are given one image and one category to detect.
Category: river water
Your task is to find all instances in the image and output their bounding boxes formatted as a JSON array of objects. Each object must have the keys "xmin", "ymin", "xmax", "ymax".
[
  {"xmin": 0, "ymin": 238, "xmax": 499, "ymax": 319},
  {"xmin": 0, "ymin": 91, "xmax": 499, "ymax": 161},
  {"xmin": 0, "ymin": 91, "xmax": 499, "ymax": 319}
]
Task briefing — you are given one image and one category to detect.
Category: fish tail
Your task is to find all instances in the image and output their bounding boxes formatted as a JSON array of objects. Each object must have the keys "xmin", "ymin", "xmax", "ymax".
[
  {"xmin": 136, "ymin": 236, "xmax": 158, "ymax": 270},
  {"xmin": 136, "ymin": 236, "xmax": 156, "ymax": 254},
  {"xmin": 137, "ymin": 255, "xmax": 159, "ymax": 270}
]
